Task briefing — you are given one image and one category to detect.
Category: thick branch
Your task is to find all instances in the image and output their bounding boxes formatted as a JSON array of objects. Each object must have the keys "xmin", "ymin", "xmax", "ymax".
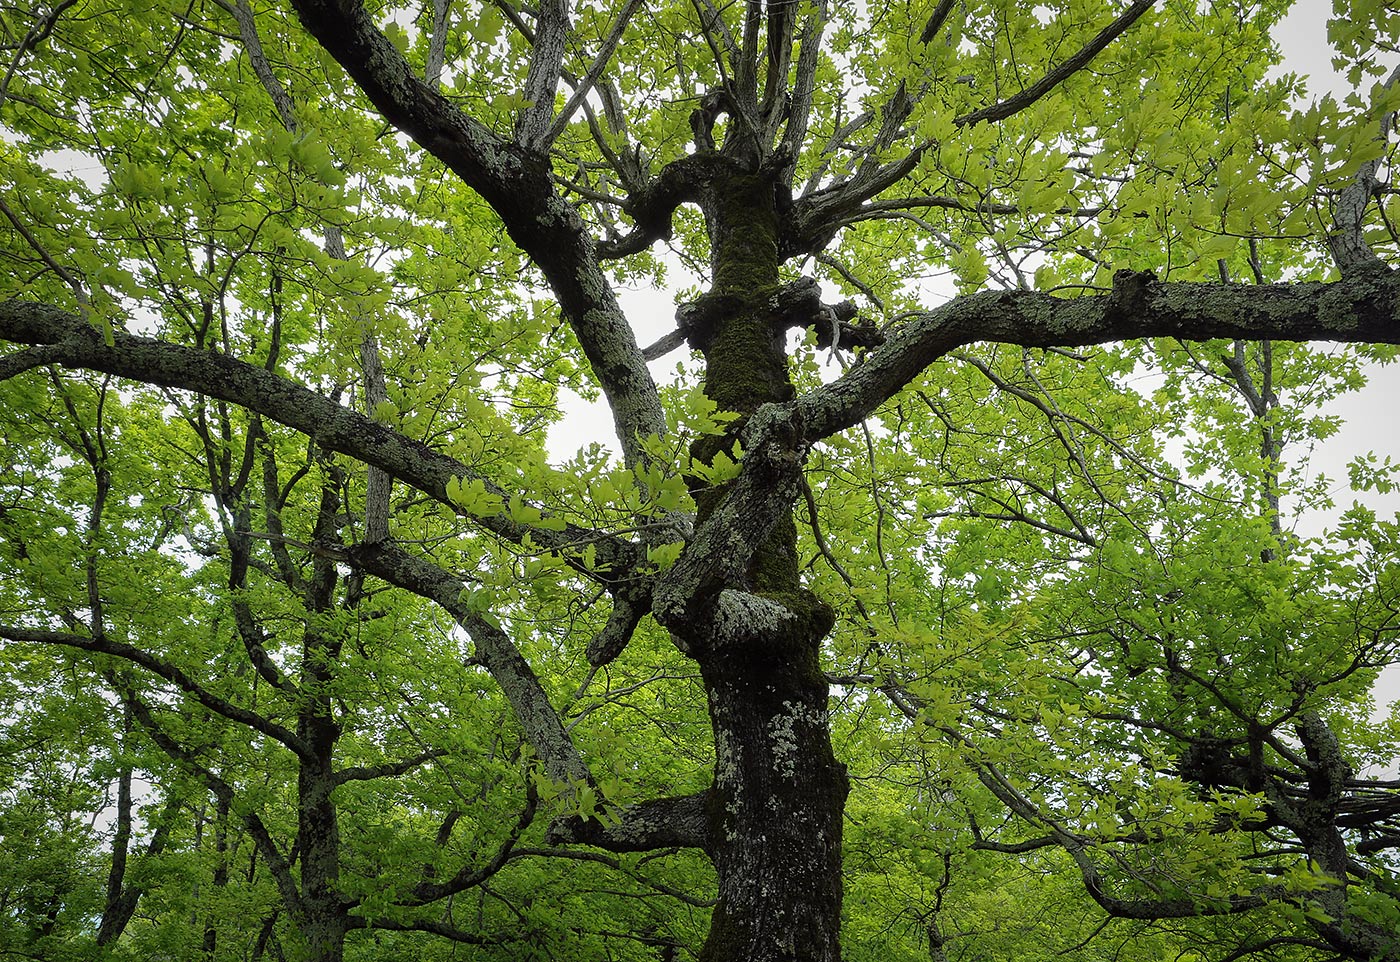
[
  {"xmin": 516, "ymin": 0, "xmax": 568, "ymax": 150},
  {"xmin": 652, "ymin": 404, "xmax": 807, "ymax": 634},
  {"xmin": 797, "ymin": 268, "xmax": 1400, "ymax": 442},
  {"xmin": 0, "ymin": 299, "xmax": 640, "ymax": 579},
  {"xmin": 595, "ymin": 153, "xmax": 729, "ymax": 259},
  {"xmin": 918, "ymin": 0, "xmax": 957, "ymax": 44},
  {"xmin": 289, "ymin": 0, "xmax": 665, "ymax": 472},
  {"xmin": 546, "ymin": 790, "xmax": 711, "ymax": 852}
]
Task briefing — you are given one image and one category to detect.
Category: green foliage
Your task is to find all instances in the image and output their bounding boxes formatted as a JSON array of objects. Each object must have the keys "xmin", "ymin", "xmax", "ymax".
[{"xmin": 1, "ymin": 0, "xmax": 1398, "ymax": 960}]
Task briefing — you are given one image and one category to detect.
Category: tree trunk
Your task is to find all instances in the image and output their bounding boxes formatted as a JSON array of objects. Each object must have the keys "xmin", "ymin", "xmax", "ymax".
[
  {"xmin": 296, "ymin": 483, "xmax": 348, "ymax": 962},
  {"xmin": 690, "ymin": 172, "xmax": 849, "ymax": 962},
  {"xmin": 297, "ymin": 755, "xmax": 346, "ymax": 962}
]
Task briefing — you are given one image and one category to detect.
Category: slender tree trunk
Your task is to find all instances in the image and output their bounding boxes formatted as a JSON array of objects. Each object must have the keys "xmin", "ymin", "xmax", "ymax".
[
  {"xmin": 97, "ymin": 708, "xmax": 136, "ymax": 947},
  {"xmin": 203, "ymin": 793, "xmax": 230, "ymax": 956},
  {"xmin": 692, "ymin": 172, "xmax": 848, "ymax": 962},
  {"xmin": 295, "ymin": 480, "xmax": 348, "ymax": 962}
]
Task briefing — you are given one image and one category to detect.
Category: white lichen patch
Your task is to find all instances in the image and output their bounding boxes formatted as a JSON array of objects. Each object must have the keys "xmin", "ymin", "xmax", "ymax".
[{"xmin": 767, "ymin": 699, "xmax": 822, "ymax": 780}]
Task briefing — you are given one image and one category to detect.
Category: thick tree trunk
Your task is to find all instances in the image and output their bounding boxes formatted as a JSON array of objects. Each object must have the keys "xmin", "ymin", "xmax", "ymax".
[
  {"xmin": 690, "ymin": 172, "xmax": 848, "ymax": 962},
  {"xmin": 698, "ymin": 635, "xmax": 848, "ymax": 962}
]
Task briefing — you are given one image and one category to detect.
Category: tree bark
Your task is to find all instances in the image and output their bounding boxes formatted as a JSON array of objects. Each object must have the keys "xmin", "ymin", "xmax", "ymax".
[{"xmin": 684, "ymin": 171, "xmax": 848, "ymax": 962}]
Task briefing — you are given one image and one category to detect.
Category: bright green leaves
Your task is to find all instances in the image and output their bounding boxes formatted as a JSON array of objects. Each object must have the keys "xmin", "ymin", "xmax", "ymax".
[
  {"xmin": 507, "ymin": 493, "xmax": 567, "ymax": 532},
  {"xmin": 445, "ymin": 475, "xmax": 505, "ymax": 518},
  {"xmin": 1328, "ymin": 0, "xmax": 1400, "ymax": 88},
  {"xmin": 686, "ymin": 439, "xmax": 744, "ymax": 486}
]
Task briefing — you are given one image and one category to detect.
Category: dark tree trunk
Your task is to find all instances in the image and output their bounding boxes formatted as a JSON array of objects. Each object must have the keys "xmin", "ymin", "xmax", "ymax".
[
  {"xmin": 297, "ymin": 755, "xmax": 345, "ymax": 962},
  {"xmin": 689, "ymin": 171, "xmax": 849, "ymax": 962},
  {"xmin": 295, "ymin": 482, "xmax": 349, "ymax": 962}
]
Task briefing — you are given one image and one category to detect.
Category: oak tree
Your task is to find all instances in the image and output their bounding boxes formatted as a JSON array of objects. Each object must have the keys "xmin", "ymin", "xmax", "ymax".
[{"xmin": 2, "ymin": 0, "xmax": 1399, "ymax": 960}]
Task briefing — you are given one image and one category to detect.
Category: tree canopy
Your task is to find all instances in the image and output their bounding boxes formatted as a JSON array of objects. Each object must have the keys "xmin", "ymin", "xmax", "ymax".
[{"xmin": 2, "ymin": 0, "xmax": 1400, "ymax": 960}]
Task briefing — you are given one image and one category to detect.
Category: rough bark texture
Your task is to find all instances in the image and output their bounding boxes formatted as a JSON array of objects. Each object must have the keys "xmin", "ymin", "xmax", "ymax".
[{"xmin": 680, "ymin": 170, "xmax": 849, "ymax": 962}]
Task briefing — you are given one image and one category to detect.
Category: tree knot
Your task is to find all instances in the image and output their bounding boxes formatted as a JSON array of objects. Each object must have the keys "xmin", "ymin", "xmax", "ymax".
[{"xmin": 1107, "ymin": 269, "xmax": 1158, "ymax": 321}]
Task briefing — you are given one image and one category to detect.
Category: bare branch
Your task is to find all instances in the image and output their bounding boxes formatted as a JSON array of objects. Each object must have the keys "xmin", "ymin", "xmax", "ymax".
[{"xmin": 544, "ymin": 0, "xmax": 644, "ymax": 148}]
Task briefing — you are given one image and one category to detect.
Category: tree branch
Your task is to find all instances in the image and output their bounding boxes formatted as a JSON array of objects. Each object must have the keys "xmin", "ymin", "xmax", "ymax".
[
  {"xmin": 3, "ymin": 626, "xmax": 309, "ymax": 754},
  {"xmin": 954, "ymin": 0, "xmax": 1157, "ymax": 127},
  {"xmin": 516, "ymin": 0, "xmax": 568, "ymax": 150},
  {"xmin": 797, "ymin": 268, "xmax": 1400, "ymax": 443},
  {"xmin": 1327, "ymin": 62, "xmax": 1400, "ymax": 275},
  {"xmin": 546, "ymin": 790, "xmax": 712, "ymax": 852},
  {"xmin": 402, "ymin": 781, "xmax": 538, "ymax": 906},
  {"xmin": 918, "ymin": 0, "xmax": 957, "ymax": 45},
  {"xmin": 652, "ymin": 404, "xmax": 808, "ymax": 636},
  {"xmin": 334, "ymin": 748, "xmax": 447, "ymax": 785},
  {"xmin": 119, "ymin": 686, "xmax": 305, "ymax": 921},
  {"xmin": 544, "ymin": 0, "xmax": 644, "ymax": 148},
  {"xmin": 288, "ymin": 0, "xmax": 666, "ymax": 473},
  {"xmin": 345, "ymin": 540, "xmax": 596, "ymax": 790},
  {"xmin": 0, "ymin": 299, "xmax": 641, "ymax": 580}
]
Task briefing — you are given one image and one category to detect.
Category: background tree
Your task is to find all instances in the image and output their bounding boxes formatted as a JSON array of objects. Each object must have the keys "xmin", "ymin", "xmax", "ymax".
[{"xmin": 1, "ymin": 0, "xmax": 1399, "ymax": 960}]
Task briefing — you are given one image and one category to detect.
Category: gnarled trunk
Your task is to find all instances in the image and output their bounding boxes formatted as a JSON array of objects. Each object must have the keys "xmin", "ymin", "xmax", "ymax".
[{"xmin": 688, "ymin": 171, "xmax": 848, "ymax": 962}]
